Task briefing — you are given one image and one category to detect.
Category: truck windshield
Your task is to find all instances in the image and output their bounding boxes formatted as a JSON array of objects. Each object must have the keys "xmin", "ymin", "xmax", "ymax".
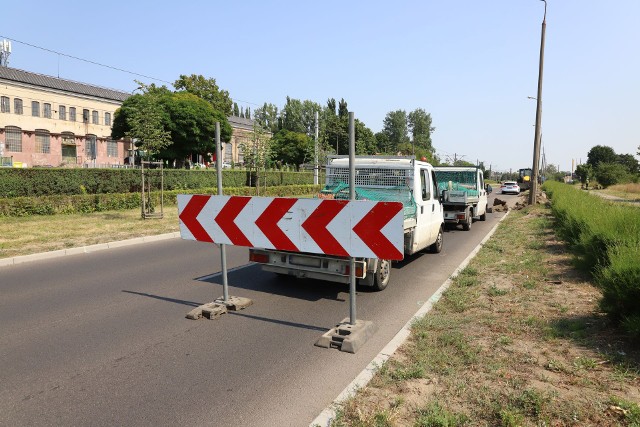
[{"xmin": 434, "ymin": 171, "xmax": 477, "ymax": 191}]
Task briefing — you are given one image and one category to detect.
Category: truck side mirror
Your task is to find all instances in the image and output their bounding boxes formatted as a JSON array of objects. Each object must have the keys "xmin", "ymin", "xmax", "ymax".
[{"xmin": 440, "ymin": 190, "xmax": 447, "ymax": 203}]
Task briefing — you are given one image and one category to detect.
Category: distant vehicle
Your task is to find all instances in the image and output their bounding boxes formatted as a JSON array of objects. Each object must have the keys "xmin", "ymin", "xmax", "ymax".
[
  {"xmin": 501, "ymin": 181, "xmax": 520, "ymax": 195},
  {"xmin": 222, "ymin": 162, "xmax": 232, "ymax": 169},
  {"xmin": 124, "ymin": 149, "xmax": 149, "ymax": 166},
  {"xmin": 517, "ymin": 168, "xmax": 532, "ymax": 191}
]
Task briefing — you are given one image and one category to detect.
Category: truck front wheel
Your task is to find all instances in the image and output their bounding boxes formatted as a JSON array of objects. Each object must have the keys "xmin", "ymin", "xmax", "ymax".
[
  {"xmin": 373, "ymin": 259, "xmax": 391, "ymax": 291},
  {"xmin": 429, "ymin": 226, "xmax": 443, "ymax": 253}
]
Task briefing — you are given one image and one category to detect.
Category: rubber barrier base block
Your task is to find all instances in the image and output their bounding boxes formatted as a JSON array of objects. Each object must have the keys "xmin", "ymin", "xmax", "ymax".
[
  {"xmin": 214, "ymin": 296, "xmax": 254, "ymax": 311},
  {"xmin": 315, "ymin": 318, "xmax": 378, "ymax": 354},
  {"xmin": 185, "ymin": 302, "xmax": 227, "ymax": 320}
]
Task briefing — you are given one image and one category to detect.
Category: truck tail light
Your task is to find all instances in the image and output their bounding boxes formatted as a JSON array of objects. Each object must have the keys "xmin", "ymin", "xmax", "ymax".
[
  {"xmin": 249, "ymin": 252, "xmax": 269, "ymax": 264},
  {"xmin": 457, "ymin": 213, "xmax": 466, "ymax": 220},
  {"xmin": 344, "ymin": 264, "xmax": 364, "ymax": 278}
]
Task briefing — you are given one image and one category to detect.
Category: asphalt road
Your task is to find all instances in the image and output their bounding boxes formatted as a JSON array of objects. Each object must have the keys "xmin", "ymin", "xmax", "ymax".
[{"xmin": 0, "ymin": 192, "xmax": 516, "ymax": 426}]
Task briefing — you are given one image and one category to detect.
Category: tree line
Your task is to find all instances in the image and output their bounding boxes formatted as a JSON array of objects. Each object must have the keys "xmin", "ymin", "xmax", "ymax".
[
  {"xmin": 111, "ymin": 74, "xmax": 437, "ymax": 169},
  {"xmin": 574, "ymin": 145, "xmax": 639, "ymax": 188}
]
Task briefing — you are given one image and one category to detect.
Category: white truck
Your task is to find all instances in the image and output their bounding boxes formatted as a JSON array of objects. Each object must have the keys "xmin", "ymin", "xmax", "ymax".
[
  {"xmin": 249, "ymin": 156, "xmax": 445, "ymax": 291},
  {"xmin": 433, "ymin": 166, "xmax": 491, "ymax": 231}
]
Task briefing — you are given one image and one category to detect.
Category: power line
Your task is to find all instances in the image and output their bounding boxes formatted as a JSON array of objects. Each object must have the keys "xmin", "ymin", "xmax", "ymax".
[{"xmin": 0, "ymin": 35, "xmax": 261, "ymax": 106}]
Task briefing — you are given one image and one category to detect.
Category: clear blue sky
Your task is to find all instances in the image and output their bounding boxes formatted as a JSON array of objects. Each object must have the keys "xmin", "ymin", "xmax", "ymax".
[{"xmin": 2, "ymin": 0, "xmax": 639, "ymax": 173}]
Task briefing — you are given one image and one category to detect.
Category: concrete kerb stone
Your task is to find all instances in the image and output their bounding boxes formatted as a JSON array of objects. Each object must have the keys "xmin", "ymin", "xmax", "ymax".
[
  {"xmin": 309, "ymin": 210, "xmax": 512, "ymax": 427},
  {"xmin": 0, "ymin": 232, "xmax": 181, "ymax": 268}
]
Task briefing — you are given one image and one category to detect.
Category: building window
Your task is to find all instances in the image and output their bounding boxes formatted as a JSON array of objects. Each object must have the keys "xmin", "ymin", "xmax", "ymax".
[
  {"xmin": 35, "ymin": 129, "xmax": 51, "ymax": 154},
  {"xmin": 1, "ymin": 96, "xmax": 9, "ymax": 113},
  {"xmin": 44, "ymin": 103, "xmax": 52, "ymax": 119},
  {"xmin": 32, "ymin": 101, "xmax": 40, "ymax": 117},
  {"xmin": 69, "ymin": 107, "xmax": 76, "ymax": 122},
  {"xmin": 107, "ymin": 139, "xmax": 118, "ymax": 157},
  {"xmin": 5, "ymin": 126, "xmax": 22, "ymax": 152},
  {"xmin": 61, "ymin": 132, "xmax": 76, "ymax": 159},
  {"xmin": 85, "ymin": 134, "xmax": 97, "ymax": 159},
  {"xmin": 105, "ymin": 112, "xmax": 111, "ymax": 126},
  {"xmin": 92, "ymin": 110, "xmax": 99, "ymax": 124},
  {"xmin": 59, "ymin": 105, "xmax": 66, "ymax": 120},
  {"xmin": 83, "ymin": 109, "xmax": 89, "ymax": 123},
  {"xmin": 225, "ymin": 143, "xmax": 232, "ymax": 163},
  {"xmin": 14, "ymin": 98, "xmax": 23, "ymax": 114}
]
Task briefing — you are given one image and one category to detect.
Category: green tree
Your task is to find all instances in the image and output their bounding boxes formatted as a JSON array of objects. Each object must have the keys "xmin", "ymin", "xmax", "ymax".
[
  {"xmin": 381, "ymin": 110, "xmax": 410, "ymax": 153},
  {"xmin": 270, "ymin": 129, "xmax": 312, "ymax": 167},
  {"xmin": 321, "ymin": 98, "xmax": 348, "ymax": 155},
  {"xmin": 281, "ymin": 97, "xmax": 322, "ymax": 136},
  {"xmin": 123, "ymin": 94, "xmax": 172, "ymax": 155},
  {"xmin": 233, "ymin": 102, "xmax": 240, "ymax": 117},
  {"xmin": 338, "ymin": 98, "xmax": 349, "ymax": 119},
  {"xmin": 173, "ymin": 74, "xmax": 233, "ymax": 116},
  {"xmin": 158, "ymin": 92, "xmax": 232, "ymax": 167},
  {"xmin": 112, "ymin": 83, "xmax": 173, "ymax": 156},
  {"xmin": 575, "ymin": 164, "xmax": 593, "ymax": 185},
  {"xmin": 354, "ymin": 119, "xmax": 377, "ymax": 155},
  {"xmin": 587, "ymin": 145, "xmax": 618, "ymax": 169},
  {"xmin": 254, "ymin": 103, "xmax": 279, "ymax": 133},
  {"xmin": 408, "ymin": 108, "xmax": 435, "ymax": 155},
  {"xmin": 616, "ymin": 153, "xmax": 639, "ymax": 175}
]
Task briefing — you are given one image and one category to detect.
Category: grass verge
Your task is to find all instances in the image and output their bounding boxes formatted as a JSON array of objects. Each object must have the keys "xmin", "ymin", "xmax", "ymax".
[
  {"xmin": 0, "ymin": 208, "xmax": 180, "ymax": 259},
  {"xmin": 330, "ymin": 204, "xmax": 640, "ymax": 426}
]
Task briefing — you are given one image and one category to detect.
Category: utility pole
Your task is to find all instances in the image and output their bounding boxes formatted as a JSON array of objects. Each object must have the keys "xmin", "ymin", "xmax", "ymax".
[
  {"xmin": 314, "ymin": 111, "xmax": 319, "ymax": 185},
  {"xmin": 529, "ymin": 0, "xmax": 547, "ymax": 205}
]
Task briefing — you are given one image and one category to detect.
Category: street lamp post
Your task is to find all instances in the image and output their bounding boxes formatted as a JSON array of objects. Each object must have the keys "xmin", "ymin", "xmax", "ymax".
[{"xmin": 529, "ymin": 0, "xmax": 547, "ymax": 205}]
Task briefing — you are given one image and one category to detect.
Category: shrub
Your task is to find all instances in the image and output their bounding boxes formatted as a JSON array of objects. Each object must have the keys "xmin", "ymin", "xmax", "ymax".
[
  {"xmin": 0, "ymin": 185, "xmax": 322, "ymax": 217},
  {"xmin": 594, "ymin": 162, "xmax": 632, "ymax": 188},
  {"xmin": 0, "ymin": 168, "xmax": 324, "ymax": 198},
  {"xmin": 544, "ymin": 180, "xmax": 640, "ymax": 338}
]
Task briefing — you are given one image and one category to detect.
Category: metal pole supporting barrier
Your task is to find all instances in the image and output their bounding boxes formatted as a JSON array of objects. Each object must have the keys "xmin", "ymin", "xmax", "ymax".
[
  {"xmin": 215, "ymin": 122, "xmax": 229, "ymax": 302},
  {"xmin": 348, "ymin": 112, "xmax": 356, "ymax": 325}
]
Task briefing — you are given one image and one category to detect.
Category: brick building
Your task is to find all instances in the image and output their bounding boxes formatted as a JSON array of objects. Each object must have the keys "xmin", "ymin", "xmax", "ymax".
[
  {"xmin": 0, "ymin": 67, "xmax": 130, "ymax": 167},
  {"xmin": 0, "ymin": 67, "xmax": 258, "ymax": 168}
]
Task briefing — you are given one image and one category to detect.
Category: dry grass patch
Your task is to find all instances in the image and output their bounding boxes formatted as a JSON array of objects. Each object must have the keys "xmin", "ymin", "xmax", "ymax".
[
  {"xmin": 332, "ymin": 206, "xmax": 640, "ymax": 426},
  {"xmin": 0, "ymin": 208, "xmax": 180, "ymax": 259}
]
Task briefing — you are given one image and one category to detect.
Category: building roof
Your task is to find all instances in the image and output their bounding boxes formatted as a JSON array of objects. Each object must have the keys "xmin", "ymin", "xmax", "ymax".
[
  {"xmin": 227, "ymin": 115, "xmax": 255, "ymax": 131},
  {"xmin": 0, "ymin": 67, "xmax": 130, "ymax": 102}
]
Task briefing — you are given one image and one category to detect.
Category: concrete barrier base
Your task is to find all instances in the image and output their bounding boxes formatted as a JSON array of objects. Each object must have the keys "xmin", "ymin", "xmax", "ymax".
[
  {"xmin": 214, "ymin": 296, "xmax": 253, "ymax": 311},
  {"xmin": 186, "ymin": 302, "xmax": 227, "ymax": 320},
  {"xmin": 315, "ymin": 318, "xmax": 378, "ymax": 353}
]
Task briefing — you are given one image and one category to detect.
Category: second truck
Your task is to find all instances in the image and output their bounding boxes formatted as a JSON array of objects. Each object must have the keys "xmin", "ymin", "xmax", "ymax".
[{"xmin": 434, "ymin": 166, "xmax": 491, "ymax": 231}]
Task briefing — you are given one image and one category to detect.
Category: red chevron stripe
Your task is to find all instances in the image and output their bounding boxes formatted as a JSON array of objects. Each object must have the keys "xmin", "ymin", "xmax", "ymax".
[
  {"xmin": 215, "ymin": 196, "xmax": 252, "ymax": 246},
  {"xmin": 178, "ymin": 195, "xmax": 213, "ymax": 243},
  {"xmin": 301, "ymin": 200, "xmax": 349, "ymax": 257},
  {"xmin": 353, "ymin": 202, "xmax": 403, "ymax": 260},
  {"xmin": 255, "ymin": 198, "xmax": 299, "ymax": 251}
]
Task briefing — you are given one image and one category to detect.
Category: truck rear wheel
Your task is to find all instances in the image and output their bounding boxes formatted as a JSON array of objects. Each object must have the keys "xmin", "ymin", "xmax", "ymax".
[
  {"xmin": 462, "ymin": 208, "xmax": 472, "ymax": 231},
  {"xmin": 480, "ymin": 205, "xmax": 487, "ymax": 221},
  {"xmin": 373, "ymin": 259, "xmax": 391, "ymax": 291}
]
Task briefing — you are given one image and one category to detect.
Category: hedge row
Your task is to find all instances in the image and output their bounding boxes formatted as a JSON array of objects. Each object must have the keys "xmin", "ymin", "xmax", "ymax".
[
  {"xmin": 543, "ymin": 181, "xmax": 640, "ymax": 338},
  {"xmin": 0, "ymin": 168, "xmax": 324, "ymax": 198},
  {"xmin": 0, "ymin": 185, "xmax": 323, "ymax": 217}
]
